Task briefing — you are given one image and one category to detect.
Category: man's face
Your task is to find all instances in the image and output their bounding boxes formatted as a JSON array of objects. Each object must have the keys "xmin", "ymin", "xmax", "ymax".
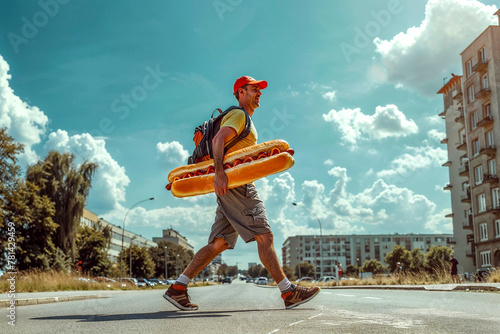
[{"xmin": 240, "ymin": 84, "xmax": 262, "ymax": 109}]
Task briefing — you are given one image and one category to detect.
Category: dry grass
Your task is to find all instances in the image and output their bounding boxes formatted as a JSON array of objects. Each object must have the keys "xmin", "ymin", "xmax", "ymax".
[
  {"xmin": 0, "ymin": 270, "xmax": 218, "ymax": 293},
  {"xmin": 486, "ymin": 268, "xmax": 500, "ymax": 283}
]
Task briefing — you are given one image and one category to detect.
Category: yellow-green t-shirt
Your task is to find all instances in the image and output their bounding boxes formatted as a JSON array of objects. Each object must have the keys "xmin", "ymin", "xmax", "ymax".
[{"xmin": 220, "ymin": 109, "xmax": 257, "ymax": 154}]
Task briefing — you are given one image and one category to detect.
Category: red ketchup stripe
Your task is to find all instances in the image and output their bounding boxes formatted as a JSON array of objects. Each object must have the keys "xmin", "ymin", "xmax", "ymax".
[{"xmin": 172, "ymin": 147, "xmax": 287, "ymax": 182}]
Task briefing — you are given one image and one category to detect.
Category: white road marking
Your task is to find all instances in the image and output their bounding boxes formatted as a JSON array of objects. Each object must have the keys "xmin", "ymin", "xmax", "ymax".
[
  {"xmin": 309, "ymin": 313, "xmax": 323, "ymax": 319},
  {"xmin": 363, "ymin": 297, "xmax": 382, "ymax": 300},
  {"xmin": 335, "ymin": 294, "xmax": 355, "ymax": 297},
  {"xmin": 268, "ymin": 329, "xmax": 280, "ymax": 334},
  {"xmin": 289, "ymin": 320, "xmax": 305, "ymax": 326}
]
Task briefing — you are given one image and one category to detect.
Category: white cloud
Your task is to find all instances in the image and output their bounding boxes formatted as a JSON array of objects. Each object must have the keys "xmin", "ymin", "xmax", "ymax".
[
  {"xmin": 427, "ymin": 129, "xmax": 446, "ymax": 141},
  {"xmin": 0, "ymin": 55, "xmax": 49, "ymax": 165},
  {"xmin": 376, "ymin": 145, "xmax": 448, "ymax": 179},
  {"xmin": 157, "ymin": 140, "xmax": 190, "ymax": 165},
  {"xmin": 322, "ymin": 90, "xmax": 337, "ymax": 102},
  {"xmin": 322, "ymin": 104, "xmax": 418, "ymax": 147},
  {"xmin": 373, "ymin": 0, "xmax": 498, "ymax": 96},
  {"xmin": 45, "ymin": 129, "xmax": 130, "ymax": 212}
]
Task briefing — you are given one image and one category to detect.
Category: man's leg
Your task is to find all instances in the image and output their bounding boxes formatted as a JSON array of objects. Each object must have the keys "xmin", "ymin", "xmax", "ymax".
[
  {"xmin": 163, "ymin": 238, "xmax": 228, "ymax": 311},
  {"xmin": 255, "ymin": 232, "xmax": 321, "ymax": 309},
  {"xmin": 180, "ymin": 238, "xmax": 229, "ymax": 281}
]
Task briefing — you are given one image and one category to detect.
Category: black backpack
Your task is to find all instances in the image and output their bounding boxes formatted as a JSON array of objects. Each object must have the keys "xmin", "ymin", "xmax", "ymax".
[{"xmin": 187, "ymin": 106, "xmax": 252, "ymax": 165}]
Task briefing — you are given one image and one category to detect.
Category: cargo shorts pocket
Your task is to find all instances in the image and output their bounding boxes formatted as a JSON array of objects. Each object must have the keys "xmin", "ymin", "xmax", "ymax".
[{"xmin": 243, "ymin": 205, "xmax": 268, "ymax": 227}]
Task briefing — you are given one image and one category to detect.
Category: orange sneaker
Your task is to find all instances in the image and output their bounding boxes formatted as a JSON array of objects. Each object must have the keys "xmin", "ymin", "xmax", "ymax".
[
  {"xmin": 282, "ymin": 285, "xmax": 321, "ymax": 309},
  {"xmin": 163, "ymin": 284, "xmax": 198, "ymax": 311}
]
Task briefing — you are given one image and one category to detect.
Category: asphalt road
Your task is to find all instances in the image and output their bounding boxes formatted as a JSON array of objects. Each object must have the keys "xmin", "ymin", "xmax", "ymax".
[{"xmin": 2, "ymin": 279, "xmax": 499, "ymax": 333}]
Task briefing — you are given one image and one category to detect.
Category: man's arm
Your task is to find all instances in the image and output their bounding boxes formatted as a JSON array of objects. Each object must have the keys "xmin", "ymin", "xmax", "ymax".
[{"xmin": 212, "ymin": 126, "xmax": 238, "ymax": 195}]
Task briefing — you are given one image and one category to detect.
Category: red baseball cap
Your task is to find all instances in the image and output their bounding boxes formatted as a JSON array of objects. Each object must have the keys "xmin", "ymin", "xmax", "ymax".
[{"xmin": 233, "ymin": 76, "xmax": 268, "ymax": 94}]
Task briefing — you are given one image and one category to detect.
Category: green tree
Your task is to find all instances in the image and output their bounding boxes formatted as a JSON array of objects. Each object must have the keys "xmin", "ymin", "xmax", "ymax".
[
  {"xmin": 227, "ymin": 266, "xmax": 238, "ymax": 277},
  {"xmin": 282, "ymin": 265, "xmax": 295, "ymax": 280},
  {"xmin": 248, "ymin": 264, "xmax": 263, "ymax": 278},
  {"xmin": 218, "ymin": 263, "xmax": 229, "ymax": 277},
  {"xmin": 76, "ymin": 223, "xmax": 112, "ymax": 276},
  {"xmin": 361, "ymin": 259, "xmax": 385, "ymax": 274},
  {"xmin": 410, "ymin": 248, "xmax": 425, "ymax": 273},
  {"xmin": 123, "ymin": 245, "xmax": 155, "ymax": 278},
  {"xmin": 385, "ymin": 245, "xmax": 412, "ymax": 273},
  {"xmin": 26, "ymin": 151, "xmax": 98, "ymax": 263},
  {"xmin": 258, "ymin": 266, "xmax": 269, "ymax": 279},
  {"xmin": 425, "ymin": 246, "xmax": 453, "ymax": 275},
  {"xmin": 294, "ymin": 261, "xmax": 315, "ymax": 278},
  {"xmin": 345, "ymin": 264, "xmax": 359, "ymax": 278}
]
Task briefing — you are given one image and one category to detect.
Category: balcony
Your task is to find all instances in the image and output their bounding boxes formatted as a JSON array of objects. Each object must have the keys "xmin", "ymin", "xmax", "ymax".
[
  {"xmin": 438, "ymin": 110, "xmax": 445, "ymax": 117},
  {"xmin": 479, "ymin": 145, "xmax": 496, "ymax": 157},
  {"xmin": 477, "ymin": 115, "xmax": 493, "ymax": 127},
  {"xmin": 459, "ymin": 163, "xmax": 469, "ymax": 177},
  {"xmin": 461, "ymin": 191, "xmax": 471, "ymax": 203},
  {"xmin": 462, "ymin": 215, "xmax": 473, "ymax": 229},
  {"xmin": 454, "ymin": 110, "xmax": 465, "ymax": 123},
  {"xmin": 465, "ymin": 249, "xmax": 474, "ymax": 257},
  {"xmin": 483, "ymin": 173, "xmax": 499, "ymax": 185},
  {"xmin": 472, "ymin": 59, "xmax": 488, "ymax": 74},
  {"xmin": 443, "ymin": 183, "xmax": 452, "ymax": 191},
  {"xmin": 475, "ymin": 87, "xmax": 491, "ymax": 100},
  {"xmin": 440, "ymin": 137, "xmax": 448, "ymax": 144},
  {"xmin": 457, "ymin": 141, "xmax": 467, "ymax": 151},
  {"xmin": 452, "ymin": 88, "xmax": 463, "ymax": 101},
  {"xmin": 442, "ymin": 161, "xmax": 451, "ymax": 167}
]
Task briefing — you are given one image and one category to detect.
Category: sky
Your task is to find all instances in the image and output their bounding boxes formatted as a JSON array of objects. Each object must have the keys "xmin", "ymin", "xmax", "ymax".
[{"xmin": 0, "ymin": 0, "xmax": 498, "ymax": 270}]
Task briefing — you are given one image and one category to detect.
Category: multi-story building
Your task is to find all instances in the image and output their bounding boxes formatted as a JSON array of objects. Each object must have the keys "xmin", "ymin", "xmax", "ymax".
[
  {"xmin": 153, "ymin": 228, "xmax": 194, "ymax": 253},
  {"xmin": 438, "ymin": 9, "xmax": 500, "ymax": 272},
  {"xmin": 282, "ymin": 233, "xmax": 455, "ymax": 278},
  {"xmin": 81, "ymin": 209, "xmax": 157, "ymax": 263}
]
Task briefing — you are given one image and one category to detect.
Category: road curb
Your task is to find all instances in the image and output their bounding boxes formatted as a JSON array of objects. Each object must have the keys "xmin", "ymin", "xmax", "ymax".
[
  {"xmin": 0, "ymin": 294, "xmax": 105, "ymax": 307},
  {"xmin": 323, "ymin": 284, "xmax": 500, "ymax": 292}
]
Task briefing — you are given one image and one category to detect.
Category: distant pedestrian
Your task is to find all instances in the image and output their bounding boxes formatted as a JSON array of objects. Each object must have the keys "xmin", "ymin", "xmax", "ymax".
[
  {"xmin": 395, "ymin": 262, "xmax": 403, "ymax": 278},
  {"xmin": 450, "ymin": 255, "xmax": 461, "ymax": 283}
]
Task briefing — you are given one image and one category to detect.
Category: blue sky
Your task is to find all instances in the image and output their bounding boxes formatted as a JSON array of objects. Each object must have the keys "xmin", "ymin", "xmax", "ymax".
[{"xmin": 0, "ymin": 0, "xmax": 498, "ymax": 269}]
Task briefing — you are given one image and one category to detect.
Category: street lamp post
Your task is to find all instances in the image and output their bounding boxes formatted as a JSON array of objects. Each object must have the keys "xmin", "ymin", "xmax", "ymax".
[
  {"xmin": 121, "ymin": 197, "xmax": 155, "ymax": 281},
  {"xmin": 129, "ymin": 236, "xmax": 136, "ymax": 278},
  {"xmin": 164, "ymin": 246, "xmax": 168, "ymax": 280},
  {"xmin": 176, "ymin": 254, "xmax": 180, "ymax": 277},
  {"xmin": 293, "ymin": 202, "xmax": 323, "ymax": 280}
]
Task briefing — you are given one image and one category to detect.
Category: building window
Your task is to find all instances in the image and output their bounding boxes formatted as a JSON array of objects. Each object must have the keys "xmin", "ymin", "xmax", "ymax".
[
  {"xmin": 471, "ymin": 111, "xmax": 478, "ymax": 129},
  {"xmin": 468, "ymin": 85, "xmax": 475, "ymax": 104},
  {"xmin": 477, "ymin": 193, "xmax": 486, "ymax": 213},
  {"xmin": 480, "ymin": 251, "xmax": 491, "ymax": 267},
  {"xmin": 479, "ymin": 47, "xmax": 486, "ymax": 62},
  {"xmin": 484, "ymin": 104, "xmax": 491, "ymax": 118},
  {"xmin": 486, "ymin": 131, "xmax": 494, "ymax": 148},
  {"xmin": 492, "ymin": 188, "xmax": 500, "ymax": 209},
  {"xmin": 474, "ymin": 165, "xmax": 483, "ymax": 185},
  {"xmin": 435, "ymin": 237, "xmax": 443, "ymax": 242},
  {"xmin": 472, "ymin": 138, "xmax": 480, "ymax": 156},
  {"xmin": 479, "ymin": 223, "xmax": 488, "ymax": 241},
  {"xmin": 495, "ymin": 220, "xmax": 500, "ymax": 237},
  {"xmin": 489, "ymin": 159, "xmax": 497, "ymax": 176},
  {"xmin": 482, "ymin": 75, "xmax": 489, "ymax": 90},
  {"xmin": 466, "ymin": 59, "xmax": 473, "ymax": 77}
]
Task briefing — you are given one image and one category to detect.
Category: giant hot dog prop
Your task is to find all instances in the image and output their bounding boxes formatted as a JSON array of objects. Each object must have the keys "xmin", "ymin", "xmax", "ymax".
[{"xmin": 166, "ymin": 139, "xmax": 294, "ymax": 198}]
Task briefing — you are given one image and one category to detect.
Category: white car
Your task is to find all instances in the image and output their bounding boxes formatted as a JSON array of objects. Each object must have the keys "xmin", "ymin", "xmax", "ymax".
[
  {"xmin": 315, "ymin": 276, "xmax": 337, "ymax": 283},
  {"xmin": 255, "ymin": 277, "xmax": 268, "ymax": 285}
]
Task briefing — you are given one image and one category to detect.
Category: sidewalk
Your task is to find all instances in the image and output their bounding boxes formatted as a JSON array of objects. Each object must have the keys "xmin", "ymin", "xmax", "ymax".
[
  {"xmin": 0, "ymin": 290, "xmax": 131, "ymax": 307},
  {"xmin": 324, "ymin": 282, "xmax": 500, "ymax": 292}
]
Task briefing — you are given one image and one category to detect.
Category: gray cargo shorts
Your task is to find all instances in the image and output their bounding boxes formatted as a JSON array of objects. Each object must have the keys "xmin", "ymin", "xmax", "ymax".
[{"xmin": 208, "ymin": 183, "xmax": 271, "ymax": 249}]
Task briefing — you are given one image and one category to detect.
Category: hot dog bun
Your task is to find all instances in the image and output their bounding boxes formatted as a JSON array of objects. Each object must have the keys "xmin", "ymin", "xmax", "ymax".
[{"xmin": 167, "ymin": 139, "xmax": 294, "ymax": 198}]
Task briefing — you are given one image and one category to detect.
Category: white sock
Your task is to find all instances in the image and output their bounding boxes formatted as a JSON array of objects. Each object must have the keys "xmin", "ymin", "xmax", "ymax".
[
  {"xmin": 277, "ymin": 278, "xmax": 292, "ymax": 293},
  {"xmin": 175, "ymin": 274, "xmax": 191, "ymax": 287}
]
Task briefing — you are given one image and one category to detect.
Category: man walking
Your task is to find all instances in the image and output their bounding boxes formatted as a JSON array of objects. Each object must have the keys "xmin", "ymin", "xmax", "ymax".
[
  {"xmin": 450, "ymin": 254, "xmax": 461, "ymax": 284},
  {"xmin": 163, "ymin": 76, "xmax": 320, "ymax": 311}
]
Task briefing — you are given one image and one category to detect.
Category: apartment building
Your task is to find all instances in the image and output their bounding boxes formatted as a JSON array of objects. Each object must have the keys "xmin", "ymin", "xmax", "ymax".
[
  {"xmin": 282, "ymin": 233, "xmax": 454, "ymax": 278},
  {"xmin": 153, "ymin": 228, "xmax": 194, "ymax": 253},
  {"xmin": 81, "ymin": 208, "xmax": 157, "ymax": 263},
  {"xmin": 438, "ymin": 10, "xmax": 500, "ymax": 272}
]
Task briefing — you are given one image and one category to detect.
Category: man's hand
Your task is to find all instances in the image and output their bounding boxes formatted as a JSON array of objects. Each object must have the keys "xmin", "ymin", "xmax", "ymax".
[{"xmin": 214, "ymin": 170, "xmax": 228, "ymax": 195}]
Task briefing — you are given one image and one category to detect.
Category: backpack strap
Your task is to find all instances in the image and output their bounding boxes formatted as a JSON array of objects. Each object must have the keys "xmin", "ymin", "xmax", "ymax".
[{"xmin": 222, "ymin": 106, "xmax": 252, "ymax": 154}]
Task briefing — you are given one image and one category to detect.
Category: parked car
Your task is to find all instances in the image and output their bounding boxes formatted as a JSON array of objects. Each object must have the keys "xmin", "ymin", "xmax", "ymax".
[
  {"xmin": 148, "ymin": 279, "xmax": 164, "ymax": 286},
  {"xmin": 121, "ymin": 278, "xmax": 138, "ymax": 287},
  {"xmin": 255, "ymin": 277, "xmax": 268, "ymax": 285},
  {"xmin": 136, "ymin": 278, "xmax": 153, "ymax": 287},
  {"xmin": 296, "ymin": 277, "xmax": 313, "ymax": 283},
  {"xmin": 246, "ymin": 277, "xmax": 253, "ymax": 283},
  {"xmin": 315, "ymin": 276, "xmax": 336, "ymax": 283},
  {"xmin": 222, "ymin": 277, "xmax": 232, "ymax": 284}
]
